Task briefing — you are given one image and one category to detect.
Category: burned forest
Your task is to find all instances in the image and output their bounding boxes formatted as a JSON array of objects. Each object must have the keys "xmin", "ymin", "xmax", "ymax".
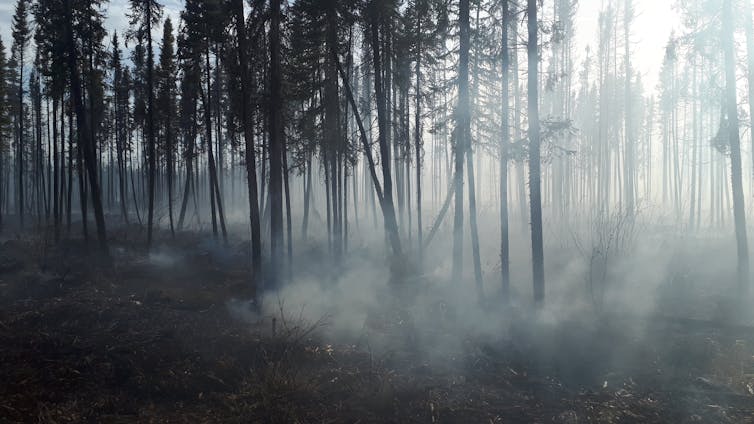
[{"xmin": 1, "ymin": 0, "xmax": 754, "ymax": 422}]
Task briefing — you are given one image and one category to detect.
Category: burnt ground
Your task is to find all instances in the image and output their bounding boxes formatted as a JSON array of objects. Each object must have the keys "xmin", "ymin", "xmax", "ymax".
[{"xmin": 0, "ymin": 229, "xmax": 753, "ymax": 423}]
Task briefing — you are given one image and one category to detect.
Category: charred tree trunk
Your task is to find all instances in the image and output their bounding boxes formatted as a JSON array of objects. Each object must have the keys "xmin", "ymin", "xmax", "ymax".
[
  {"xmin": 52, "ymin": 98, "xmax": 60, "ymax": 241},
  {"xmin": 452, "ymin": 0, "xmax": 471, "ymax": 285},
  {"xmin": 745, "ymin": 0, "xmax": 754, "ymax": 179},
  {"xmin": 268, "ymin": 0, "xmax": 284, "ymax": 289},
  {"xmin": 325, "ymin": 3, "xmax": 342, "ymax": 263},
  {"xmin": 202, "ymin": 51, "xmax": 228, "ymax": 244},
  {"xmin": 367, "ymin": 3, "xmax": 402, "ymax": 259},
  {"xmin": 145, "ymin": 1, "xmax": 157, "ymax": 249},
  {"xmin": 528, "ymin": 0, "xmax": 545, "ymax": 306},
  {"xmin": 624, "ymin": 0, "xmax": 634, "ymax": 214},
  {"xmin": 414, "ymin": 18, "xmax": 423, "ymax": 257},
  {"xmin": 302, "ymin": 155, "xmax": 312, "ymax": 240},
  {"xmin": 334, "ymin": 44, "xmax": 402, "ymax": 258},
  {"xmin": 64, "ymin": 0, "xmax": 109, "ymax": 256},
  {"xmin": 722, "ymin": 0, "xmax": 750, "ymax": 296},
  {"xmin": 500, "ymin": 0, "xmax": 511, "ymax": 300},
  {"xmin": 233, "ymin": 0, "xmax": 262, "ymax": 280}
]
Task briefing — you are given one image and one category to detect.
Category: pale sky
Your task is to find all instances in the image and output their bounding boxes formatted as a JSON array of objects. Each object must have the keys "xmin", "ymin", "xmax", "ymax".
[
  {"xmin": 0, "ymin": 0, "xmax": 678, "ymax": 93},
  {"xmin": 573, "ymin": 0, "xmax": 680, "ymax": 90}
]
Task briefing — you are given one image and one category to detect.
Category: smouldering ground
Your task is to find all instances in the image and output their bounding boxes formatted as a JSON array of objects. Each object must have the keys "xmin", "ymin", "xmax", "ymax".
[{"xmin": 0, "ymin": 230, "xmax": 753, "ymax": 423}]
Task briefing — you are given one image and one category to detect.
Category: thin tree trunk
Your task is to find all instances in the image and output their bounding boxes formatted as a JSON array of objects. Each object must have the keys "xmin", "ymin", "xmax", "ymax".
[
  {"xmin": 424, "ymin": 175, "xmax": 455, "ymax": 249},
  {"xmin": 53, "ymin": 98, "xmax": 60, "ymax": 240},
  {"xmin": 528, "ymin": 0, "xmax": 545, "ymax": 306},
  {"xmin": 335, "ymin": 47, "xmax": 402, "ymax": 256},
  {"xmin": 500, "ymin": 0, "xmax": 511, "ymax": 300},
  {"xmin": 624, "ymin": 0, "xmax": 634, "ymax": 214},
  {"xmin": 415, "ymin": 7, "xmax": 423, "ymax": 258},
  {"xmin": 177, "ymin": 121, "xmax": 196, "ymax": 230},
  {"xmin": 17, "ymin": 46, "xmax": 24, "ymax": 228},
  {"xmin": 233, "ymin": 0, "xmax": 262, "ymax": 280},
  {"xmin": 723, "ymin": 0, "xmax": 750, "ymax": 296},
  {"xmin": 452, "ymin": 0, "xmax": 471, "ymax": 285},
  {"xmin": 283, "ymin": 140, "xmax": 293, "ymax": 276},
  {"xmin": 146, "ymin": 1, "xmax": 157, "ymax": 248},
  {"xmin": 368, "ymin": 7, "xmax": 402, "ymax": 259},
  {"xmin": 466, "ymin": 150, "xmax": 483, "ymax": 298},
  {"xmin": 302, "ymin": 155, "xmax": 311, "ymax": 239},
  {"xmin": 268, "ymin": 0, "xmax": 284, "ymax": 288},
  {"xmin": 167, "ymin": 102, "xmax": 175, "ymax": 237},
  {"xmin": 745, "ymin": 0, "xmax": 754, "ymax": 179},
  {"xmin": 64, "ymin": 0, "xmax": 109, "ymax": 255},
  {"xmin": 67, "ymin": 100, "xmax": 73, "ymax": 232}
]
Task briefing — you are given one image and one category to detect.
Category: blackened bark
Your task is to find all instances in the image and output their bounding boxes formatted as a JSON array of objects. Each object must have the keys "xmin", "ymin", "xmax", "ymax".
[
  {"xmin": 268, "ymin": 0, "xmax": 284, "ymax": 289},
  {"xmin": 528, "ymin": 0, "xmax": 545, "ymax": 306},
  {"xmin": 500, "ymin": 0, "xmax": 511, "ymax": 300},
  {"xmin": 63, "ymin": 0, "xmax": 109, "ymax": 256},
  {"xmin": 723, "ymin": 0, "xmax": 750, "ymax": 295},
  {"xmin": 232, "ymin": 0, "xmax": 262, "ymax": 279},
  {"xmin": 452, "ymin": 0, "xmax": 471, "ymax": 284}
]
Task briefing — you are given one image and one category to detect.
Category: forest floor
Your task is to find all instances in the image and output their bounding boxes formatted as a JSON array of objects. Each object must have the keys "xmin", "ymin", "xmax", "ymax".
[{"xmin": 0, "ymin": 228, "xmax": 753, "ymax": 423}]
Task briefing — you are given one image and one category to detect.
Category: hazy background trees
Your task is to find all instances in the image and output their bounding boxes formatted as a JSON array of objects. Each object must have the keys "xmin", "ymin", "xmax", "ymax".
[{"xmin": 0, "ymin": 0, "xmax": 753, "ymax": 310}]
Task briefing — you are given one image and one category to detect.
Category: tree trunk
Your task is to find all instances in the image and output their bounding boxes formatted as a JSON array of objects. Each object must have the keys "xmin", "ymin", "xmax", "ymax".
[
  {"xmin": 722, "ymin": 0, "xmax": 750, "ymax": 296},
  {"xmin": 624, "ymin": 0, "xmax": 634, "ymax": 214},
  {"xmin": 325, "ymin": 3, "xmax": 342, "ymax": 263},
  {"xmin": 166, "ymin": 100, "xmax": 174, "ymax": 237},
  {"xmin": 283, "ymin": 139, "xmax": 293, "ymax": 276},
  {"xmin": 76, "ymin": 126, "xmax": 87, "ymax": 240},
  {"xmin": 52, "ymin": 98, "xmax": 60, "ymax": 240},
  {"xmin": 115, "ymin": 89, "xmax": 129, "ymax": 225},
  {"xmin": 177, "ymin": 119, "xmax": 196, "ymax": 230},
  {"xmin": 466, "ymin": 150, "xmax": 483, "ymax": 298},
  {"xmin": 64, "ymin": 0, "xmax": 109, "ymax": 256},
  {"xmin": 146, "ymin": 2, "xmax": 157, "ymax": 248},
  {"xmin": 500, "ymin": 0, "xmax": 511, "ymax": 301},
  {"xmin": 452, "ymin": 0, "xmax": 471, "ymax": 285},
  {"xmin": 335, "ymin": 47, "xmax": 402, "ymax": 257},
  {"xmin": 17, "ymin": 48, "xmax": 24, "ymax": 228},
  {"xmin": 201, "ymin": 51, "xmax": 228, "ymax": 244},
  {"xmin": 528, "ymin": 0, "xmax": 545, "ymax": 306},
  {"xmin": 745, "ymin": 0, "xmax": 754, "ymax": 179},
  {"xmin": 268, "ymin": 0, "xmax": 285, "ymax": 289},
  {"xmin": 365, "ymin": 5, "xmax": 402, "ymax": 259},
  {"xmin": 414, "ymin": 16, "xmax": 423, "ymax": 257},
  {"xmin": 233, "ymin": 0, "xmax": 262, "ymax": 280},
  {"xmin": 302, "ymin": 155, "xmax": 311, "ymax": 239},
  {"xmin": 67, "ymin": 102, "xmax": 73, "ymax": 232}
]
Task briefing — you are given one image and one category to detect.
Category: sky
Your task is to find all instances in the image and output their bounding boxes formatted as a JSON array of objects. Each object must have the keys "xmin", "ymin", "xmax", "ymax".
[
  {"xmin": 573, "ymin": 0, "xmax": 679, "ymax": 90},
  {"xmin": 0, "ymin": 0, "xmax": 678, "ymax": 92}
]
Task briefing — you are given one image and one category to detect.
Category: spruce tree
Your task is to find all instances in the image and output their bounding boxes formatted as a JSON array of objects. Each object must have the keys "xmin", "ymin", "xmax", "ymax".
[
  {"xmin": 157, "ymin": 17, "xmax": 177, "ymax": 237},
  {"xmin": 128, "ymin": 0, "xmax": 164, "ymax": 248},
  {"xmin": 528, "ymin": 0, "xmax": 545, "ymax": 306},
  {"xmin": 0, "ymin": 36, "xmax": 8, "ymax": 230},
  {"xmin": 110, "ymin": 32, "xmax": 130, "ymax": 224},
  {"xmin": 62, "ymin": 0, "xmax": 109, "ymax": 254},
  {"xmin": 11, "ymin": 0, "xmax": 30, "ymax": 227}
]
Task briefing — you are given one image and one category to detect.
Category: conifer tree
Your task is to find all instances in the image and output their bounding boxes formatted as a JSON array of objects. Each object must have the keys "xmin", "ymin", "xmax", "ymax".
[
  {"xmin": 11, "ymin": 0, "xmax": 30, "ymax": 227},
  {"xmin": 0, "ymin": 36, "xmax": 8, "ymax": 230},
  {"xmin": 528, "ymin": 0, "xmax": 545, "ymax": 306},
  {"xmin": 157, "ymin": 17, "xmax": 177, "ymax": 236},
  {"xmin": 128, "ymin": 0, "xmax": 163, "ymax": 248},
  {"xmin": 62, "ymin": 0, "xmax": 109, "ymax": 254}
]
